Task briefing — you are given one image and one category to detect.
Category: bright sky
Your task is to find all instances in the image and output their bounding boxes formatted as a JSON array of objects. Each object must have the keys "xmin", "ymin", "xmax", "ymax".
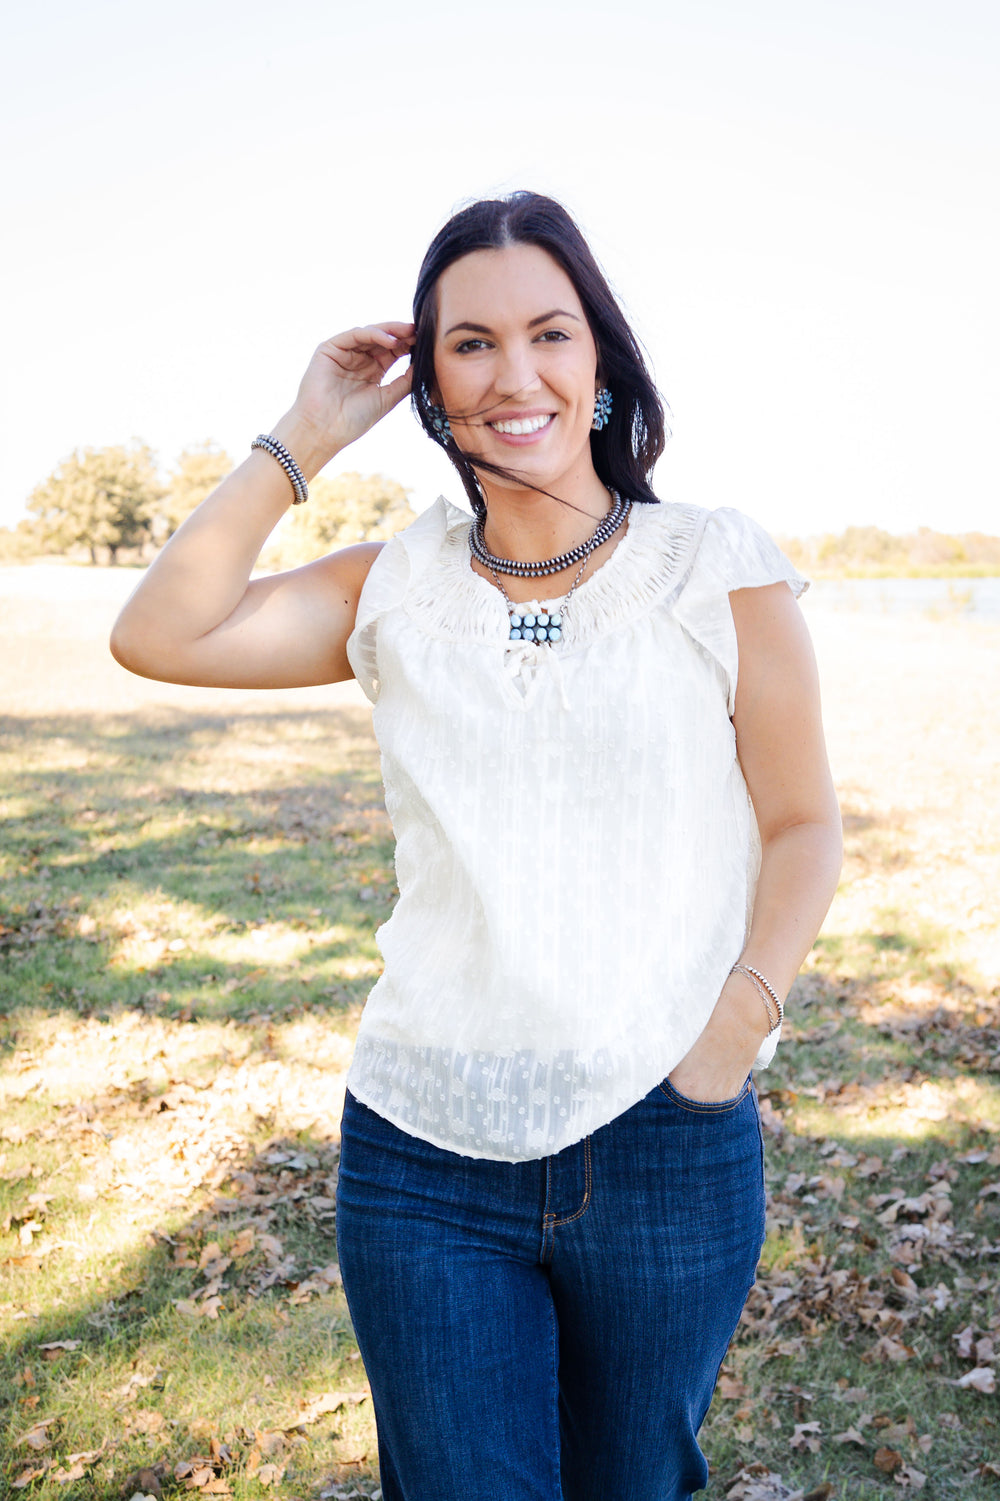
[{"xmin": 3, "ymin": 0, "xmax": 997, "ymax": 538}]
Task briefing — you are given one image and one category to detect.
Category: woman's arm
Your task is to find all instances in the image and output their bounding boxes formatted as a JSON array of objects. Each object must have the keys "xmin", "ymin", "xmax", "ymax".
[
  {"xmin": 668, "ymin": 581, "xmax": 843, "ymax": 1101},
  {"xmin": 110, "ymin": 322, "xmax": 414, "ymax": 689}
]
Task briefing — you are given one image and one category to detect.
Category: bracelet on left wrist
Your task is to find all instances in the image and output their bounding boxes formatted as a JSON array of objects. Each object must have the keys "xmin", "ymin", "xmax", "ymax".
[{"xmin": 729, "ymin": 963, "xmax": 784, "ymax": 1035}]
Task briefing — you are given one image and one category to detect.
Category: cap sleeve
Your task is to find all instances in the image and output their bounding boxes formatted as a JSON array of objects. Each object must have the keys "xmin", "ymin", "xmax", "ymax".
[
  {"xmin": 672, "ymin": 506, "xmax": 809, "ymax": 716},
  {"xmin": 346, "ymin": 496, "xmax": 462, "ymax": 702}
]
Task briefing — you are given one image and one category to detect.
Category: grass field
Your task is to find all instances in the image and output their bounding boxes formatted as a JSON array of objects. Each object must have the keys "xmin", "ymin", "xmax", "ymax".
[{"xmin": 2, "ymin": 564, "xmax": 998, "ymax": 1501}]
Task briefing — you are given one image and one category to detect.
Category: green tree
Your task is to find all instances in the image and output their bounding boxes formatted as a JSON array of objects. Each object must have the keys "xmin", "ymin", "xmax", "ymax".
[
  {"xmin": 27, "ymin": 442, "xmax": 163, "ymax": 564},
  {"xmin": 160, "ymin": 441, "xmax": 233, "ymax": 540},
  {"xmin": 264, "ymin": 472, "xmax": 416, "ymax": 568}
]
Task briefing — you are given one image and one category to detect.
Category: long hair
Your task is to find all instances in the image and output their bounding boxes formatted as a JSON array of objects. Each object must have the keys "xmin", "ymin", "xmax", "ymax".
[{"xmin": 410, "ymin": 192, "xmax": 668, "ymax": 514}]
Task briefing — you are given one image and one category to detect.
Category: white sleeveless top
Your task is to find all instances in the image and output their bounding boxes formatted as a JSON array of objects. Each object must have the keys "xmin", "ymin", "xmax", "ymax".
[{"xmin": 345, "ymin": 496, "xmax": 807, "ymax": 1161}]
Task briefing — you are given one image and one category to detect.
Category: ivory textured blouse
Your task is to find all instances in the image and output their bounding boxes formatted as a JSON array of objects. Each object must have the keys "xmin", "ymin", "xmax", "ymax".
[{"xmin": 345, "ymin": 496, "xmax": 807, "ymax": 1161}]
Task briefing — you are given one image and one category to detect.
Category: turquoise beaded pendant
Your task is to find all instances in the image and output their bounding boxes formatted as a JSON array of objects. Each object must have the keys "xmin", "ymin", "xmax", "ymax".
[{"xmin": 507, "ymin": 605, "xmax": 563, "ymax": 645}]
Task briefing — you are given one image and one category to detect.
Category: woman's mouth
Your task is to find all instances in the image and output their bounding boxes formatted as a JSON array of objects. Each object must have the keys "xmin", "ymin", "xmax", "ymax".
[{"xmin": 487, "ymin": 414, "xmax": 554, "ymax": 437}]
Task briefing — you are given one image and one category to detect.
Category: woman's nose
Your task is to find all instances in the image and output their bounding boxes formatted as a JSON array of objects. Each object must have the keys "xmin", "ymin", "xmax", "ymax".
[{"xmin": 493, "ymin": 342, "xmax": 541, "ymax": 397}]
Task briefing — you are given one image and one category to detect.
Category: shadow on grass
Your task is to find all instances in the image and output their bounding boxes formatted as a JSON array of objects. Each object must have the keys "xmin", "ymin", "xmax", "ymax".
[
  {"xmin": 0, "ymin": 705, "xmax": 394, "ymax": 1024},
  {"xmin": 0, "ymin": 1130, "xmax": 379, "ymax": 1501}
]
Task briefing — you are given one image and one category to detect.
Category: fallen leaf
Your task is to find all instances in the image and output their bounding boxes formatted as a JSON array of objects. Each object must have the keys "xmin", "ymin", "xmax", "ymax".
[
  {"xmin": 955, "ymin": 1367, "xmax": 995, "ymax": 1393},
  {"xmin": 175, "ymin": 1459, "xmax": 213, "ymax": 1479},
  {"xmin": 131, "ymin": 1410, "xmax": 166, "ymax": 1435},
  {"xmin": 177, "ymin": 1465, "xmax": 215, "ymax": 1488},
  {"xmin": 59, "ymin": 1448, "xmax": 105, "ymax": 1466},
  {"xmin": 51, "ymin": 1461, "xmax": 86, "ymax": 1484},
  {"xmin": 889, "ymin": 1269, "xmax": 919, "ymax": 1302},
  {"xmin": 294, "ymin": 1390, "xmax": 368, "ymax": 1426},
  {"xmin": 717, "ymin": 1374, "xmax": 748, "ymax": 1398},
  {"xmin": 174, "ymin": 1296, "xmax": 224, "ymax": 1319},
  {"xmin": 875, "ymin": 1447, "xmax": 903, "ymax": 1473},
  {"xmin": 19, "ymin": 1422, "xmax": 55, "ymax": 1451},
  {"xmin": 230, "ymin": 1228, "xmax": 256, "ymax": 1259},
  {"xmin": 954, "ymin": 1325, "xmax": 976, "ymax": 1359},
  {"xmin": 38, "ymin": 1340, "xmax": 82, "ymax": 1356},
  {"xmin": 257, "ymin": 1463, "xmax": 286, "ymax": 1487},
  {"xmin": 879, "ymin": 1418, "xmax": 917, "ymax": 1444},
  {"xmin": 895, "ymin": 1464, "xmax": 927, "ymax": 1490},
  {"xmin": 13, "ymin": 1467, "xmax": 50, "ymax": 1489},
  {"xmin": 723, "ymin": 1465, "xmax": 803, "ymax": 1499},
  {"xmin": 869, "ymin": 1335, "xmax": 916, "ymax": 1363},
  {"xmin": 790, "ymin": 1421, "xmax": 822, "ymax": 1452},
  {"xmin": 833, "ymin": 1426, "xmax": 868, "ymax": 1446},
  {"xmin": 209, "ymin": 1437, "xmax": 234, "ymax": 1466}
]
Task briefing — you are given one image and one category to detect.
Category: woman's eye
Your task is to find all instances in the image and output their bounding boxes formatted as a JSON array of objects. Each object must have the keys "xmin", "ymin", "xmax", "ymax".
[
  {"xmin": 537, "ymin": 329, "xmax": 570, "ymax": 343},
  {"xmin": 455, "ymin": 338, "xmax": 489, "ymax": 354}
]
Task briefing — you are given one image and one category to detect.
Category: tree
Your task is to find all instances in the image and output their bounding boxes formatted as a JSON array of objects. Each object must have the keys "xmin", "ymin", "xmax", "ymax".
[
  {"xmin": 27, "ymin": 442, "xmax": 163, "ymax": 564},
  {"xmin": 263, "ymin": 472, "xmax": 417, "ymax": 568},
  {"xmin": 160, "ymin": 441, "xmax": 233, "ymax": 540}
]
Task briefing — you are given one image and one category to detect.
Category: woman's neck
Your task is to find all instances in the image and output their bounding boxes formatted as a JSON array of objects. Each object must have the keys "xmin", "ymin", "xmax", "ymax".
[{"xmin": 477, "ymin": 473, "xmax": 614, "ymax": 564}]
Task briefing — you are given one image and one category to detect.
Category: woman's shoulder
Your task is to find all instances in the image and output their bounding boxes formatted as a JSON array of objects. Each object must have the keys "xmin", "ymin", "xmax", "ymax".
[{"xmin": 633, "ymin": 499, "xmax": 807, "ymax": 598}]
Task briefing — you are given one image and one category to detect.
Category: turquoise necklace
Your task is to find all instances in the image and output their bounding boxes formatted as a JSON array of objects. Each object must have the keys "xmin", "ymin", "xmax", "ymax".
[{"xmin": 476, "ymin": 493, "xmax": 631, "ymax": 647}]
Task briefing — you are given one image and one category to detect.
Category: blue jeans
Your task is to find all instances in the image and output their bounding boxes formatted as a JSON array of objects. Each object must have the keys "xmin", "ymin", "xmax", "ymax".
[{"xmin": 336, "ymin": 1077, "xmax": 765, "ymax": 1501}]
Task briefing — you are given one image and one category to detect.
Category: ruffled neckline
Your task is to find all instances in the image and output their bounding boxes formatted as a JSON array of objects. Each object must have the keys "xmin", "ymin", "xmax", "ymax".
[{"xmin": 403, "ymin": 496, "xmax": 708, "ymax": 649}]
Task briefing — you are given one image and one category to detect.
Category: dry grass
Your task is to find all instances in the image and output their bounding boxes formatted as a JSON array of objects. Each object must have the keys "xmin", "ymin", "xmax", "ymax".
[{"xmin": 1, "ymin": 565, "xmax": 998, "ymax": 1500}]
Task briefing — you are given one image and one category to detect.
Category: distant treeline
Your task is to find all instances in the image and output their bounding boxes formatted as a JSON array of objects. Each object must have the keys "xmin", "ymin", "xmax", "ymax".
[
  {"xmin": 775, "ymin": 525, "xmax": 1000, "ymax": 579},
  {"xmin": 0, "ymin": 442, "xmax": 414, "ymax": 567},
  {"xmin": 1, "ymin": 454, "xmax": 998, "ymax": 579}
]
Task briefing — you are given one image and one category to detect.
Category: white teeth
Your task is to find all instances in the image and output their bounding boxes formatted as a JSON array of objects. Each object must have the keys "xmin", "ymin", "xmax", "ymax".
[{"xmin": 490, "ymin": 414, "xmax": 552, "ymax": 436}]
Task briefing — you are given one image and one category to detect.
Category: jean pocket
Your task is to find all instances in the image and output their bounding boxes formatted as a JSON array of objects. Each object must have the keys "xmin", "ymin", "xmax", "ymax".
[{"xmin": 655, "ymin": 1075, "xmax": 753, "ymax": 1114}]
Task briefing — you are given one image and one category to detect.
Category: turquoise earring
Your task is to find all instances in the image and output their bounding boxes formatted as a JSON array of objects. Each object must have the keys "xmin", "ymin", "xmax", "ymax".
[
  {"xmin": 427, "ymin": 398, "xmax": 452, "ymax": 441},
  {"xmin": 592, "ymin": 387, "xmax": 612, "ymax": 431}
]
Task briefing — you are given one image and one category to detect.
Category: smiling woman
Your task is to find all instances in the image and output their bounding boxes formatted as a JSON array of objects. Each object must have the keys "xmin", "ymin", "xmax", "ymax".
[
  {"xmin": 432, "ymin": 246, "xmax": 602, "ymax": 504},
  {"xmin": 109, "ymin": 190, "xmax": 843, "ymax": 1501}
]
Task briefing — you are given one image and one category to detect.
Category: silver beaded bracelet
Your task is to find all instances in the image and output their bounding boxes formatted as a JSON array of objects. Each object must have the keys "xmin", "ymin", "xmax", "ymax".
[
  {"xmin": 251, "ymin": 434, "xmax": 308, "ymax": 505},
  {"xmin": 729, "ymin": 963, "xmax": 785, "ymax": 1035}
]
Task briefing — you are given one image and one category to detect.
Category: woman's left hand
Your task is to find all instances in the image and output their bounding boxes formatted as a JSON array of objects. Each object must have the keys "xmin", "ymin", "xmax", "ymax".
[{"xmin": 667, "ymin": 971, "xmax": 774, "ymax": 1103}]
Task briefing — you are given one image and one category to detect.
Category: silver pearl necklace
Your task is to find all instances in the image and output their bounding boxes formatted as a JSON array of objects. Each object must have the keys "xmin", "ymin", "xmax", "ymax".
[{"xmin": 469, "ymin": 491, "xmax": 631, "ymax": 579}]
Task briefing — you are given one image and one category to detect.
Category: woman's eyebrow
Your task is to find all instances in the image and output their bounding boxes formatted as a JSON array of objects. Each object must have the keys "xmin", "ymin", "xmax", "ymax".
[
  {"xmin": 442, "ymin": 309, "xmax": 583, "ymax": 338},
  {"xmin": 528, "ymin": 308, "xmax": 581, "ymax": 329}
]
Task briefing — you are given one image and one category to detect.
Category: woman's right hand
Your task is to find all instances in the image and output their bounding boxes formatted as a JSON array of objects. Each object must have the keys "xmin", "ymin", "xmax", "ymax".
[
  {"xmin": 283, "ymin": 322, "xmax": 416, "ymax": 472},
  {"xmin": 110, "ymin": 321, "xmax": 417, "ymax": 692}
]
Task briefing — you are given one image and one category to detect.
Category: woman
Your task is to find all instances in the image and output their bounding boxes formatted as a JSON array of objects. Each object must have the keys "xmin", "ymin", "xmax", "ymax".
[{"xmin": 111, "ymin": 192, "xmax": 843, "ymax": 1500}]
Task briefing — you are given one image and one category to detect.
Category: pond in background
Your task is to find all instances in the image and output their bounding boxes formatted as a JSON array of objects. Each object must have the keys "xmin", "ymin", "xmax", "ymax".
[{"xmin": 803, "ymin": 576, "xmax": 1000, "ymax": 619}]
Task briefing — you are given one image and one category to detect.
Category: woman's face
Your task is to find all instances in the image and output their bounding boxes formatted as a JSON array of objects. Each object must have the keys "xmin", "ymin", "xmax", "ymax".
[{"xmin": 432, "ymin": 243, "xmax": 600, "ymax": 496}]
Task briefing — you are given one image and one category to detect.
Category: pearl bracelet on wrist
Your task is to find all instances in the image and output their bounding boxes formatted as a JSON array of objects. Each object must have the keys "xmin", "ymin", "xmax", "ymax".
[
  {"xmin": 729, "ymin": 963, "xmax": 785, "ymax": 1036},
  {"xmin": 251, "ymin": 434, "xmax": 309, "ymax": 505}
]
